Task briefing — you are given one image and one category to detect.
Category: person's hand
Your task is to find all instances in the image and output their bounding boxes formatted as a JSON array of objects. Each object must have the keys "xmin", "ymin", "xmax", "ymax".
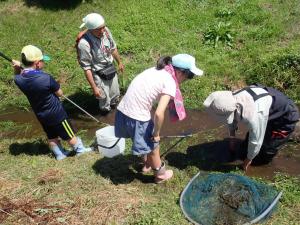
[
  {"xmin": 243, "ymin": 158, "xmax": 252, "ymax": 172},
  {"xmin": 93, "ymin": 87, "xmax": 105, "ymax": 99},
  {"xmin": 12, "ymin": 59, "xmax": 22, "ymax": 74},
  {"xmin": 152, "ymin": 135, "xmax": 160, "ymax": 143},
  {"xmin": 118, "ymin": 62, "xmax": 124, "ymax": 74},
  {"xmin": 12, "ymin": 59, "xmax": 21, "ymax": 67}
]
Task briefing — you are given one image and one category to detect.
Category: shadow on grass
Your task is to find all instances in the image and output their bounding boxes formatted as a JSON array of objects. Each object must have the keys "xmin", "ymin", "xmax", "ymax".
[
  {"xmin": 165, "ymin": 138, "xmax": 244, "ymax": 172},
  {"xmin": 92, "ymin": 154, "xmax": 154, "ymax": 185},
  {"xmin": 9, "ymin": 139, "xmax": 50, "ymax": 156},
  {"xmin": 24, "ymin": 0, "xmax": 91, "ymax": 10}
]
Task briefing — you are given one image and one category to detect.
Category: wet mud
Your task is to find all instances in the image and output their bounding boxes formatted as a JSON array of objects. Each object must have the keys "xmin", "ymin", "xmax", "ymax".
[
  {"xmin": 0, "ymin": 108, "xmax": 299, "ymax": 180},
  {"xmin": 0, "ymin": 109, "xmax": 220, "ymax": 139}
]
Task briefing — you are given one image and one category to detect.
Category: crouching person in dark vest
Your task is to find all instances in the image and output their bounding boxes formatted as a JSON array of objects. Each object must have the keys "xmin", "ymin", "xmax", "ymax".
[
  {"xmin": 12, "ymin": 45, "xmax": 92, "ymax": 160},
  {"xmin": 203, "ymin": 84, "xmax": 299, "ymax": 172}
]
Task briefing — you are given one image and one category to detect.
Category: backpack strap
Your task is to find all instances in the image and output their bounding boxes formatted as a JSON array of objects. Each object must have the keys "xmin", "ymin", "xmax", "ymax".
[
  {"xmin": 99, "ymin": 28, "xmax": 115, "ymax": 64},
  {"xmin": 103, "ymin": 28, "xmax": 113, "ymax": 46},
  {"xmin": 232, "ymin": 87, "xmax": 270, "ymax": 121},
  {"xmin": 75, "ymin": 30, "xmax": 92, "ymax": 47},
  {"xmin": 75, "ymin": 30, "xmax": 93, "ymax": 63},
  {"xmin": 233, "ymin": 86, "xmax": 270, "ymax": 101},
  {"xmin": 83, "ymin": 33, "xmax": 93, "ymax": 48},
  {"xmin": 75, "ymin": 28, "xmax": 114, "ymax": 65}
]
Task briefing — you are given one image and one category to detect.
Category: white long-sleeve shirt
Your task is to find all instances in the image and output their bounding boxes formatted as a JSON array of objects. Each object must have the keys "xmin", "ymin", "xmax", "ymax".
[{"xmin": 228, "ymin": 87, "xmax": 272, "ymax": 160}]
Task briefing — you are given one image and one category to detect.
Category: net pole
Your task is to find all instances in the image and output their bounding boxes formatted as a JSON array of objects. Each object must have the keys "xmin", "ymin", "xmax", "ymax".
[{"xmin": 62, "ymin": 95, "xmax": 100, "ymax": 123}]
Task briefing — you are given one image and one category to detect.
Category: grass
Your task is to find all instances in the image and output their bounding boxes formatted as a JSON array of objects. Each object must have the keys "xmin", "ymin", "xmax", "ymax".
[
  {"xmin": 1, "ymin": 127, "xmax": 299, "ymax": 224},
  {"xmin": 0, "ymin": 0, "xmax": 300, "ymax": 224},
  {"xmin": 0, "ymin": 0, "xmax": 300, "ymax": 109}
]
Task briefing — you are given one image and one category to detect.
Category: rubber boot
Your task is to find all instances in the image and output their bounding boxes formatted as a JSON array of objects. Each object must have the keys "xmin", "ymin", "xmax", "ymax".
[
  {"xmin": 50, "ymin": 144, "xmax": 68, "ymax": 160},
  {"xmin": 73, "ymin": 137, "xmax": 92, "ymax": 156},
  {"xmin": 58, "ymin": 143, "xmax": 71, "ymax": 157},
  {"xmin": 153, "ymin": 162, "xmax": 173, "ymax": 184}
]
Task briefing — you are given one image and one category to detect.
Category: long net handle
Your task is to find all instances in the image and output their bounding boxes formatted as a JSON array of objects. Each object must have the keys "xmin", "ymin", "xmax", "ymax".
[{"xmin": 62, "ymin": 95, "xmax": 100, "ymax": 123}]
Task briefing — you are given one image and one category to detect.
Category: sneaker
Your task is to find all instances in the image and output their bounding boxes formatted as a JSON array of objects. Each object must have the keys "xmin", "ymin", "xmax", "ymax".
[
  {"xmin": 76, "ymin": 147, "xmax": 92, "ymax": 156},
  {"xmin": 62, "ymin": 149, "xmax": 72, "ymax": 157},
  {"xmin": 57, "ymin": 148, "xmax": 72, "ymax": 160},
  {"xmin": 154, "ymin": 169, "xmax": 173, "ymax": 184},
  {"xmin": 74, "ymin": 137, "xmax": 93, "ymax": 156},
  {"xmin": 51, "ymin": 145, "xmax": 70, "ymax": 161},
  {"xmin": 55, "ymin": 154, "xmax": 67, "ymax": 161}
]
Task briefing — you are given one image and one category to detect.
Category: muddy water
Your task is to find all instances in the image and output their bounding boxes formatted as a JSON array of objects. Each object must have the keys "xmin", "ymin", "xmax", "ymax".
[
  {"xmin": 0, "ymin": 109, "xmax": 221, "ymax": 139},
  {"xmin": 0, "ymin": 109, "xmax": 299, "ymax": 179}
]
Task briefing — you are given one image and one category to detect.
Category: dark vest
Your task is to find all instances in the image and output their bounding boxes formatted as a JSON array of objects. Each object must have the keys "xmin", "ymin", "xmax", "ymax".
[{"xmin": 233, "ymin": 84, "xmax": 299, "ymax": 132}]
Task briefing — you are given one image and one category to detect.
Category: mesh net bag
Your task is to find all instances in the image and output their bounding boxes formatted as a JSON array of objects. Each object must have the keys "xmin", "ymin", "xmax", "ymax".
[{"xmin": 180, "ymin": 172, "xmax": 281, "ymax": 225}]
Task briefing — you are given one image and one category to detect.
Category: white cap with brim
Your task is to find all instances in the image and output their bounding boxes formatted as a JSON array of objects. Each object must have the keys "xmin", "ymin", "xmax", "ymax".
[
  {"xmin": 203, "ymin": 91, "xmax": 237, "ymax": 124},
  {"xmin": 80, "ymin": 13, "xmax": 105, "ymax": 30},
  {"xmin": 210, "ymin": 110, "xmax": 235, "ymax": 124},
  {"xmin": 172, "ymin": 54, "xmax": 204, "ymax": 76},
  {"xmin": 21, "ymin": 45, "xmax": 51, "ymax": 62}
]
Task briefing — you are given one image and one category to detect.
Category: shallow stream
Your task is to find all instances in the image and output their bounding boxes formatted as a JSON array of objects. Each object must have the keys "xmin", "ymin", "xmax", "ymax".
[{"xmin": 0, "ymin": 108, "xmax": 299, "ymax": 180}]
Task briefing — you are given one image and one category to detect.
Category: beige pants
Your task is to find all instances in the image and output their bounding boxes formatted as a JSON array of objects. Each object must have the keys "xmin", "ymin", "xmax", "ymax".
[{"xmin": 93, "ymin": 73, "xmax": 120, "ymax": 111}]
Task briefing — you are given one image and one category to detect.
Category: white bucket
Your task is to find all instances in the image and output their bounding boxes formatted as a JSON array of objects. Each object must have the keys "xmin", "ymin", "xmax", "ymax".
[{"xmin": 95, "ymin": 126, "xmax": 125, "ymax": 158}]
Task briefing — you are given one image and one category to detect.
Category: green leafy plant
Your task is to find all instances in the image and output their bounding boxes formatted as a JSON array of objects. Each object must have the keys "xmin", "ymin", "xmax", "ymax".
[
  {"xmin": 215, "ymin": 8, "xmax": 235, "ymax": 18},
  {"xmin": 203, "ymin": 22, "xmax": 234, "ymax": 47}
]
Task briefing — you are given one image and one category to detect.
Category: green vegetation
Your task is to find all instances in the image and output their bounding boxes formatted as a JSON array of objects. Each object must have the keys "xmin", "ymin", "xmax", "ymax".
[
  {"xmin": 0, "ymin": 120, "xmax": 21, "ymax": 131},
  {"xmin": 0, "ymin": 0, "xmax": 300, "ymax": 110},
  {"xmin": 1, "ymin": 126, "xmax": 299, "ymax": 224},
  {"xmin": 0, "ymin": 0, "xmax": 299, "ymax": 224},
  {"xmin": 203, "ymin": 21, "xmax": 234, "ymax": 47}
]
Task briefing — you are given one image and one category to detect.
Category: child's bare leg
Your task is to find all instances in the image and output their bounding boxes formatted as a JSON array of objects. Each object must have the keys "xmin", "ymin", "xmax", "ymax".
[
  {"xmin": 146, "ymin": 146, "xmax": 161, "ymax": 169},
  {"xmin": 146, "ymin": 146, "xmax": 173, "ymax": 183},
  {"xmin": 141, "ymin": 154, "xmax": 151, "ymax": 173},
  {"xmin": 67, "ymin": 136, "xmax": 77, "ymax": 145}
]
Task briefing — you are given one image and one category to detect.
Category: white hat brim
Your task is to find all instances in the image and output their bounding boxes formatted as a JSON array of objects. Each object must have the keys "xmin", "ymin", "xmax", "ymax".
[
  {"xmin": 79, "ymin": 22, "xmax": 86, "ymax": 29},
  {"xmin": 190, "ymin": 67, "xmax": 204, "ymax": 76},
  {"xmin": 207, "ymin": 110, "xmax": 234, "ymax": 125}
]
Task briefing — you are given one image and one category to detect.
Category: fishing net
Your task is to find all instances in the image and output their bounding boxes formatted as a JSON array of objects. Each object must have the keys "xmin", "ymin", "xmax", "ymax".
[{"xmin": 180, "ymin": 172, "xmax": 281, "ymax": 225}]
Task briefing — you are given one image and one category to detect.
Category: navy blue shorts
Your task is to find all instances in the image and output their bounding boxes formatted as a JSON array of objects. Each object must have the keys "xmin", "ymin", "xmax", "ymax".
[
  {"xmin": 41, "ymin": 119, "xmax": 76, "ymax": 140},
  {"xmin": 114, "ymin": 110, "xmax": 159, "ymax": 155}
]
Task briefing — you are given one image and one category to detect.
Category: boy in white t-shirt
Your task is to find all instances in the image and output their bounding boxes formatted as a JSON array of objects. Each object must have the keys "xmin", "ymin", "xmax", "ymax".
[{"xmin": 115, "ymin": 54, "xmax": 203, "ymax": 183}]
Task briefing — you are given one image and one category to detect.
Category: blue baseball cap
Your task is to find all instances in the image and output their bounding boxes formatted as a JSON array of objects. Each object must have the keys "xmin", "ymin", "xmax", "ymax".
[{"xmin": 172, "ymin": 54, "xmax": 203, "ymax": 76}]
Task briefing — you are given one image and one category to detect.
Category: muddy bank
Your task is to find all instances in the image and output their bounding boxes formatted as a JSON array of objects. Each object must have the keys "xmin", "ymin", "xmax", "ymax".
[
  {"xmin": 0, "ymin": 108, "xmax": 299, "ymax": 179},
  {"xmin": 0, "ymin": 109, "xmax": 221, "ymax": 139}
]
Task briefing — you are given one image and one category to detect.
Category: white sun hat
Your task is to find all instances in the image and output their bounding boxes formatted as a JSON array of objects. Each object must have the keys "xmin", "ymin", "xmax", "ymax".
[
  {"xmin": 203, "ymin": 91, "xmax": 237, "ymax": 124},
  {"xmin": 172, "ymin": 54, "xmax": 204, "ymax": 76},
  {"xmin": 79, "ymin": 13, "xmax": 105, "ymax": 30}
]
